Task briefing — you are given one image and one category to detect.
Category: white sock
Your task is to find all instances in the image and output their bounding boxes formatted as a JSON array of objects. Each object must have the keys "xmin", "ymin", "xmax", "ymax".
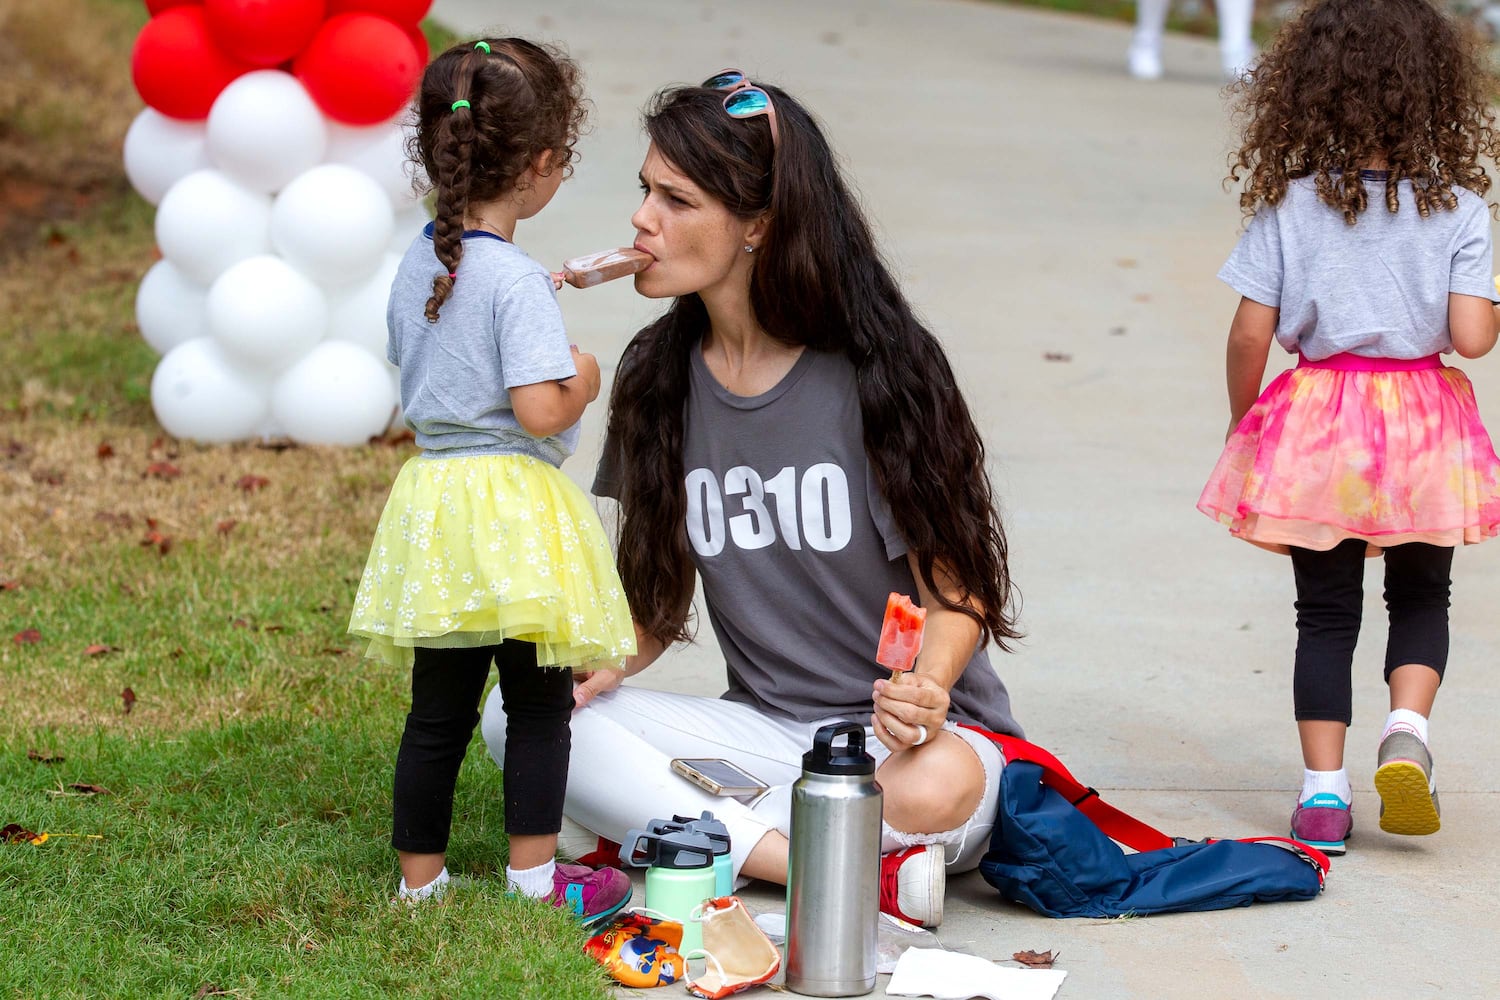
[
  {"xmin": 398, "ymin": 867, "xmax": 450, "ymax": 901},
  {"xmin": 1301, "ymin": 768, "xmax": 1352, "ymax": 803},
  {"xmin": 1383, "ymin": 708, "xmax": 1429, "ymax": 746},
  {"xmin": 506, "ymin": 859, "xmax": 556, "ymax": 899}
]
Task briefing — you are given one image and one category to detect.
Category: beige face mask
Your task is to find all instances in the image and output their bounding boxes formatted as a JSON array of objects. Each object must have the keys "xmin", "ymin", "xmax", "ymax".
[{"xmin": 684, "ymin": 895, "xmax": 783, "ymax": 999}]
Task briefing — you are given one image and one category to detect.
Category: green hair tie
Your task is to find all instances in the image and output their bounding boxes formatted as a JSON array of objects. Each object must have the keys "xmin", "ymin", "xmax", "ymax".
[
  {"xmin": 450, "ymin": 99, "xmax": 471, "ymax": 112},
  {"xmin": 474, "ymin": 41, "xmax": 491, "ymax": 53}
]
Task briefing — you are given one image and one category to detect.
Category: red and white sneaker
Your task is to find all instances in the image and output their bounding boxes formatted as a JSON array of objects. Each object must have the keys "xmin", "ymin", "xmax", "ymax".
[{"xmin": 878, "ymin": 844, "xmax": 945, "ymax": 928}]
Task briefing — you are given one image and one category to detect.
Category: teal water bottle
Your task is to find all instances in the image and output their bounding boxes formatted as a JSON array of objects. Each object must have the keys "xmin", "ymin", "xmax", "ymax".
[
  {"xmin": 642, "ymin": 831, "xmax": 717, "ymax": 955},
  {"xmin": 676, "ymin": 812, "xmax": 733, "ymax": 897}
]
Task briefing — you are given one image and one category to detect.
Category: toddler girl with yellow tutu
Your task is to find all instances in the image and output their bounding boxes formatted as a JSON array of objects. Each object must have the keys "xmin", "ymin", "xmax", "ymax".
[
  {"xmin": 1198, "ymin": 0, "xmax": 1500, "ymax": 856},
  {"xmin": 348, "ymin": 37, "xmax": 634, "ymax": 919}
]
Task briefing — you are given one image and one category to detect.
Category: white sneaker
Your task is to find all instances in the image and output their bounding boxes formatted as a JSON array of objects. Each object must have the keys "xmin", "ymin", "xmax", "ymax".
[
  {"xmin": 1128, "ymin": 44, "xmax": 1164, "ymax": 81},
  {"xmin": 878, "ymin": 843, "xmax": 946, "ymax": 928}
]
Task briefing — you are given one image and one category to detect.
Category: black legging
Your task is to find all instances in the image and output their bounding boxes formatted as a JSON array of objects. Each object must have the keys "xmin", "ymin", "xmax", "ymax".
[
  {"xmin": 1290, "ymin": 539, "xmax": 1452, "ymax": 725},
  {"xmin": 391, "ymin": 640, "xmax": 573, "ymax": 854}
]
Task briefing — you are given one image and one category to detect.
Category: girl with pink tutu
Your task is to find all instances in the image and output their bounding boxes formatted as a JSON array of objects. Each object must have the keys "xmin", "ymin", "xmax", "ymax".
[{"xmin": 1198, "ymin": 0, "xmax": 1500, "ymax": 855}]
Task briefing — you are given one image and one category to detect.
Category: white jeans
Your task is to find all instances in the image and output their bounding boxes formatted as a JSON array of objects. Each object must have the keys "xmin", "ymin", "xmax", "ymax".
[{"xmin": 480, "ymin": 683, "xmax": 1004, "ymax": 881}]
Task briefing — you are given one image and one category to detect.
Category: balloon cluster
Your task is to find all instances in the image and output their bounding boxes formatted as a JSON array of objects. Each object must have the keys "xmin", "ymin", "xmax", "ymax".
[{"xmin": 126, "ymin": 0, "xmax": 434, "ymax": 445}]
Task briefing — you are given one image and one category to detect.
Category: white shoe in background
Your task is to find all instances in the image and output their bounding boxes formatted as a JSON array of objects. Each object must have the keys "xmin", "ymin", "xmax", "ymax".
[{"xmin": 1128, "ymin": 43, "xmax": 1164, "ymax": 80}]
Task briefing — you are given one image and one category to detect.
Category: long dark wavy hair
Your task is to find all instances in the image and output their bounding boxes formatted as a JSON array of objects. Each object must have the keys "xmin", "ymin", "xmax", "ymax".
[
  {"xmin": 1228, "ymin": 0, "xmax": 1500, "ymax": 224},
  {"xmin": 411, "ymin": 38, "xmax": 588, "ymax": 321},
  {"xmin": 605, "ymin": 82, "xmax": 1021, "ymax": 651}
]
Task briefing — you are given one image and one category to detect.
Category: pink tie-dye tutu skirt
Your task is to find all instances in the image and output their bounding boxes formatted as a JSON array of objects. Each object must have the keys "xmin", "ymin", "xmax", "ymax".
[{"xmin": 1198, "ymin": 353, "xmax": 1500, "ymax": 553}]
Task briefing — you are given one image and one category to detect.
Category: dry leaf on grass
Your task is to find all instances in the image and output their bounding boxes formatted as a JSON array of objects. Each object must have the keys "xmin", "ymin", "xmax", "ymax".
[
  {"xmin": 27, "ymin": 749, "xmax": 64, "ymax": 764},
  {"xmin": 1012, "ymin": 949, "xmax": 1059, "ymax": 969},
  {"xmin": 68, "ymin": 783, "xmax": 112, "ymax": 795},
  {"xmin": 144, "ymin": 461, "xmax": 181, "ymax": 480},
  {"xmin": 216, "ymin": 519, "xmax": 238, "ymax": 536},
  {"xmin": 235, "ymin": 474, "xmax": 270, "ymax": 492},
  {"xmin": 121, "ymin": 686, "xmax": 137, "ymax": 714},
  {"xmin": 84, "ymin": 643, "xmax": 121, "ymax": 657},
  {"xmin": 96, "ymin": 442, "xmax": 114, "ymax": 460},
  {"xmin": 1, "ymin": 824, "xmax": 46, "ymax": 845},
  {"xmin": 0, "ymin": 579, "xmax": 20, "ymax": 591},
  {"xmin": 13, "ymin": 628, "xmax": 41, "ymax": 645},
  {"xmin": 31, "ymin": 468, "xmax": 65, "ymax": 485},
  {"xmin": 140, "ymin": 518, "xmax": 172, "ymax": 555}
]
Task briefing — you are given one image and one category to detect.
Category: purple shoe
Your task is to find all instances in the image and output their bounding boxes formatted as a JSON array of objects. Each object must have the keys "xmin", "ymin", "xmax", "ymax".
[
  {"xmin": 1290, "ymin": 793, "xmax": 1352, "ymax": 856},
  {"xmin": 551, "ymin": 862, "xmax": 632, "ymax": 928}
]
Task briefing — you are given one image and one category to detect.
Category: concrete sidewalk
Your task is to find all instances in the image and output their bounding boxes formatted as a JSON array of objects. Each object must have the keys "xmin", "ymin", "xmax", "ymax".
[{"xmin": 432, "ymin": 2, "xmax": 1500, "ymax": 996}]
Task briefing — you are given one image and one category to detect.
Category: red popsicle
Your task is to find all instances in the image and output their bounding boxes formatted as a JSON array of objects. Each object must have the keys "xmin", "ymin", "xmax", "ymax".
[{"xmin": 876, "ymin": 592, "xmax": 926, "ymax": 678}]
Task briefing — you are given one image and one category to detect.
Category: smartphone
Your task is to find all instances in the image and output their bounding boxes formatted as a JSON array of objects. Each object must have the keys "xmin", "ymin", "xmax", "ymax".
[{"xmin": 670, "ymin": 757, "xmax": 769, "ymax": 797}]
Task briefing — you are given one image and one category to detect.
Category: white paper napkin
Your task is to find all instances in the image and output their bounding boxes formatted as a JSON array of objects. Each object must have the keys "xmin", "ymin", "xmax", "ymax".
[{"xmin": 885, "ymin": 946, "xmax": 1067, "ymax": 1000}]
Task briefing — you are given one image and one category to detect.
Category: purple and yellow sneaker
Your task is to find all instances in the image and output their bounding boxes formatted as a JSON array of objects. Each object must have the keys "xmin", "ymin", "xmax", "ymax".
[
  {"xmin": 551, "ymin": 862, "xmax": 633, "ymax": 928},
  {"xmin": 1375, "ymin": 730, "xmax": 1440, "ymax": 836},
  {"xmin": 1290, "ymin": 793, "xmax": 1352, "ymax": 855}
]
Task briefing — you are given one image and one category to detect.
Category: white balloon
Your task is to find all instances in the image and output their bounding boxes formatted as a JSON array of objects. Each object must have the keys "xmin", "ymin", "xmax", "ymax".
[
  {"xmin": 151, "ymin": 338, "xmax": 271, "ymax": 443},
  {"xmin": 207, "ymin": 255, "xmax": 329, "ymax": 371},
  {"xmin": 271, "ymin": 164, "xmax": 394, "ymax": 284},
  {"xmin": 135, "ymin": 260, "xmax": 208, "ymax": 355},
  {"xmin": 324, "ymin": 114, "xmax": 422, "ymax": 209},
  {"xmin": 271, "ymin": 341, "xmax": 398, "ymax": 445},
  {"xmin": 206, "ymin": 70, "xmax": 328, "ymax": 194},
  {"xmin": 155, "ymin": 169, "xmax": 273, "ymax": 286},
  {"xmin": 327, "ymin": 252, "xmax": 399, "ymax": 360},
  {"xmin": 388, "ymin": 203, "xmax": 432, "ymax": 255},
  {"xmin": 124, "ymin": 109, "xmax": 210, "ymax": 206}
]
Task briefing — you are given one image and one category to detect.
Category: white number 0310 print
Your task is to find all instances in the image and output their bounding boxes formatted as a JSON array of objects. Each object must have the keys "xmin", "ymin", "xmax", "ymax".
[{"xmin": 685, "ymin": 463, "xmax": 853, "ymax": 556}]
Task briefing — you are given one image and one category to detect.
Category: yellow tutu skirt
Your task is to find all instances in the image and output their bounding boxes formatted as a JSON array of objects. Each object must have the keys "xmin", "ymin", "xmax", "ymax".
[{"xmin": 348, "ymin": 453, "xmax": 635, "ymax": 670}]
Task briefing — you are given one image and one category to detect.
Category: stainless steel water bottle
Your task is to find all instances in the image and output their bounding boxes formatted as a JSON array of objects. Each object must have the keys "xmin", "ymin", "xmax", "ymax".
[{"xmin": 786, "ymin": 722, "xmax": 882, "ymax": 997}]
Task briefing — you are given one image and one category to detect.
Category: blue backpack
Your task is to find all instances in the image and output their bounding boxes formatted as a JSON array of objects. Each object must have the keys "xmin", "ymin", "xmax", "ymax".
[{"xmin": 967, "ymin": 729, "xmax": 1331, "ymax": 919}]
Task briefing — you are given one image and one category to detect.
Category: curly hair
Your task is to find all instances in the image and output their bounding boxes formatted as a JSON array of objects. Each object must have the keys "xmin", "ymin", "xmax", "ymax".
[
  {"xmin": 605, "ymin": 84, "xmax": 1021, "ymax": 651},
  {"xmin": 410, "ymin": 38, "xmax": 589, "ymax": 321},
  {"xmin": 1227, "ymin": 0, "xmax": 1500, "ymax": 224}
]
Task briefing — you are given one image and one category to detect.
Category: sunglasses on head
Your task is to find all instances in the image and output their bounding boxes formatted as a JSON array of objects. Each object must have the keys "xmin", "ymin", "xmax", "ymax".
[{"xmin": 702, "ymin": 68, "xmax": 780, "ymax": 150}]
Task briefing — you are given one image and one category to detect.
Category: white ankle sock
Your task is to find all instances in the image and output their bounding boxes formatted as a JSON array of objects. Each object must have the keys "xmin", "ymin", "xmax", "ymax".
[
  {"xmin": 1301, "ymin": 768, "xmax": 1351, "ymax": 803},
  {"xmin": 507, "ymin": 860, "xmax": 556, "ymax": 899},
  {"xmin": 1383, "ymin": 708, "xmax": 1429, "ymax": 745},
  {"xmin": 398, "ymin": 867, "xmax": 450, "ymax": 901}
]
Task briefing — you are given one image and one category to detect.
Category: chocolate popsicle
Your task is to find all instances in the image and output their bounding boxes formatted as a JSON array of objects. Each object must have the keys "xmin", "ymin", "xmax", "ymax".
[{"xmin": 560, "ymin": 247, "xmax": 652, "ymax": 288}]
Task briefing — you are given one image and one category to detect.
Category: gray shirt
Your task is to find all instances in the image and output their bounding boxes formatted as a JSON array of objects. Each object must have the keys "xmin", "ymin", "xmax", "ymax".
[
  {"xmin": 1218, "ymin": 173, "xmax": 1497, "ymax": 360},
  {"xmin": 388, "ymin": 226, "xmax": 579, "ymax": 464},
  {"xmin": 596, "ymin": 344, "xmax": 1021, "ymax": 736}
]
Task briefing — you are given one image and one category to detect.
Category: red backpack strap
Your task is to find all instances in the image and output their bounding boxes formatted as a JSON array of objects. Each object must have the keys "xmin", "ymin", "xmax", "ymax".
[{"xmin": 960, "ymin": 725, "xmax": 1176, "ymax": 852}]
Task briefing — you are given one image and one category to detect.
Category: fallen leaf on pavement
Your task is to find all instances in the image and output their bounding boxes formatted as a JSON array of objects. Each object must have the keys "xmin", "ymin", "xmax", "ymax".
[
  {"xmin": 1013, "ymin": 950, "xmax": 1058, "ymax": 969},
  {"xmin": 1043, "ymin": 352, "xmax": 1072, "ymax": 362},
  {"xmin": 27, "ymin": 750, "xmax": 64, "ymax": 764},
  {"xmin": 121, "ymin": 687, "xmax": 137, "ymax": 714}
]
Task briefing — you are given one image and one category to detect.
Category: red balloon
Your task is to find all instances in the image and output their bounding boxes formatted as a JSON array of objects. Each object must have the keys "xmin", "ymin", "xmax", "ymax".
[
  {"xmin": 203, "ymin": 0, "xmax": 326, "ymax": 67},
  {"xmin": 295, "ymin": 13, "xmax": 422, "ymax": 125},
  {"xmin": 144, "ymin": 0, "xmax": 200, "ymax": 15},
  {"xmin": 324, "ymin": 0, "xmax": 431, "ymax": 23},
  {"xmin": 406, "ymin": 23, "xmax": 429, "ymax": 68},
  {"xmin": 131, "ymin": 6, "xmax": 255, "ymax": 120}
]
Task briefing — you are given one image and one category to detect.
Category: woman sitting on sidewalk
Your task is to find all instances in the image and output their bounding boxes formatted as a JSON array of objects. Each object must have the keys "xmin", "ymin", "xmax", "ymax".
[{"xmin": 483, "ymin": 71, "xmax": 1022, "ymax": 927}]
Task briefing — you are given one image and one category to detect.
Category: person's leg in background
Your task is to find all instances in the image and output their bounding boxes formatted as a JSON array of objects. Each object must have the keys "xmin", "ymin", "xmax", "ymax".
[
  {"xmin": 1129, "ymin": 0, "xmax": 1170, "ymax": 79},
  {"xmin": 1375, "ymin": 542, "xmax": 1451, "ymax": 836},
  {"xmin": 1215, "ymin": 0, "xmax": 1257, "ymax": 80}
]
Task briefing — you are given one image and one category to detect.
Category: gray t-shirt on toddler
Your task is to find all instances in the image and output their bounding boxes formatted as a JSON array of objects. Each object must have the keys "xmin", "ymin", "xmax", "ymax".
[
  {"xmin": 1218, "ymin": 172, "xmax": 1497, "ymax": 360},
  {"xmin": 595, "ymin": 344, "xmax": 1022, "ymax": 737},
  {"xmin": 387, "ymin": 226, "xmax": 579, "ymax": 464}
]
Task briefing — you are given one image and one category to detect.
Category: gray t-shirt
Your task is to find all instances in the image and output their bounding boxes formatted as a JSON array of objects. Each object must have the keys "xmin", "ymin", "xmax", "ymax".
[
  {"xmin": 387, "ymin": 226, "xmax": 579, "ymax": 464},
  {"xmin": 596, "ymin": 344, "xmax": 1021, "ymax": 736},
  {"xmin": 1218, "ymin": 173, "xmax": 1497, "ymax": 360}
]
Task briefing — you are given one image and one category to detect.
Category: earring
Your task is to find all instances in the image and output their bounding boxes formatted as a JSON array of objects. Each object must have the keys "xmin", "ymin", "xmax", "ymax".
[{"xmin": 744, "ymin": 244, "xmax": 754, "ymax": 253}]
